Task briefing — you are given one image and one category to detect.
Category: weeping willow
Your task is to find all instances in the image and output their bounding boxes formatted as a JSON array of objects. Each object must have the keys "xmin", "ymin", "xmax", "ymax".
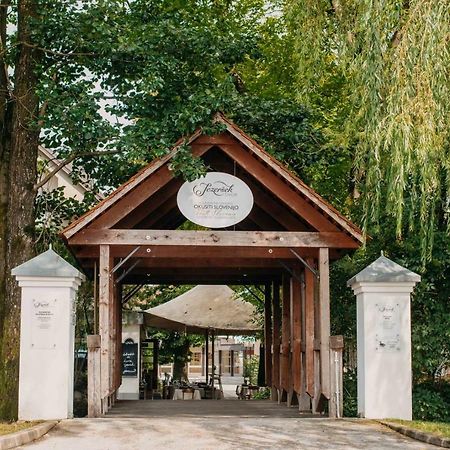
[{"xmin": 286, "ymin": 0, "xmax": 449, "ymax": 259}]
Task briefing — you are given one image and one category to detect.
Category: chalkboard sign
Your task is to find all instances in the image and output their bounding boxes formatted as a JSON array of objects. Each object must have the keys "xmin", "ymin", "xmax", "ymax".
[{"xmin": 122, "ymin": 339, "xmax": 138, "ymax": 377}]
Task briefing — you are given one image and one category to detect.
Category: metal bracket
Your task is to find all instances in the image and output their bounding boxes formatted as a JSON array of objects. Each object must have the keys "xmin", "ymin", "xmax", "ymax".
[
  {"xmin": 243, "ymin": 285, "xmax": 264, "ymax": 305},
  {"xmin": 116, "ymin": 259, "xmax": 141, "ymax": 284},
  {"xmin": 289, "ymin": 248, "xmax": 319, "ymax": 278},
  {"xmin": 277, "ymin": 260, "xmax": 304, "ymax": 284},
  {"xmin": 122, "ymin": 284, "xmax": 144, "ymax": 305},
  {"xmin": 111, "ymin": 246, "xmax": 141, "ymax": 274}
]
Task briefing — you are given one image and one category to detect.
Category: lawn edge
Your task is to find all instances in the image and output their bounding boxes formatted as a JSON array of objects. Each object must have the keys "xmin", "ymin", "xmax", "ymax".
[
  {"xmin": 0, "ymin": 421, "xmax": 58, "ymax": 450},
  {"xmin": 378, "ymin": 420, "xmax": 450, "ymax": 448}
]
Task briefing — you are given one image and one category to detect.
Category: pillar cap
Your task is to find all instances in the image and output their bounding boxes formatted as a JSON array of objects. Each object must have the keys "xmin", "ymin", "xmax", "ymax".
[
  {"xmin": 347, "ymin": 255, "xmax": 421, "ymax": 287},
  {"xmin": 12, "ymin": 247, "xmax": 83, "ymax": 279}
]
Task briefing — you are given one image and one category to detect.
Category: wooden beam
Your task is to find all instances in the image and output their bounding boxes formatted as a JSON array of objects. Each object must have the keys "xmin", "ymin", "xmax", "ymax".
[
  {"xmin": 75, "ymin": 245, "xmax": 324, "ymax": 260},
  {"xmin": 194, "ymin": 133, "xmax": 237, "ymax": 145},
  {"xmin": 87, "ymin": 144, "xmax": 212, "ymax": 230},
  {"xmin": 238, "ymin": 171, "xmax": 309, "ymax": 231},
  {"xmin": 280, "ymin": 274, "xmax": 291, "ymax": 400},
  {"xmin": 61, "ymin": 129, "xmax": 206, "ymax": 239},
  {"xmin": 319, "ymin": 248, "xmax": 331, "ymax": 400},
  {"xmin": 116, "ymin": 180, "xmax": 182, "ymax": 229},
  {"xmin": 123, "ymin": 274, "xmax": 280, "ymax": 285},
  {"xmin": 99, "ymin": 245, "xmax": 113, "ymax": 411},
  {"xmin": 264, "ymin": 284, "xmax": 272, "ymax": 387},
  {"xmin": 87, "ymin": 335, "xmax": 101, "ymax": 417},
  {"xmin": 137, "ymin": 196, "xmax": 179, "ymax": 229},
  {"xmin": 217, "ymin": 119, "xmax": 364, "ymax": 242},
  {"xmin": 291, "ymin": 265, "xmax": 302, "ymax": 396},
  {"xmin": 90, "ymin": 166, "xmax": 174, "ymax": 230},
  {"xmin": 304, "ymin": 258, "xmax": 315, "ymax": 397},
  {"xmin": 271, "ymin": 281, "xmax": 281, "ymax": 400},
  {"xmin": 213, "ymin": 143, "xmax": 341, "ymax": 232},
  {"xmin": 69, "ymin": 230, "xmax": 359, "ymax": 248}
]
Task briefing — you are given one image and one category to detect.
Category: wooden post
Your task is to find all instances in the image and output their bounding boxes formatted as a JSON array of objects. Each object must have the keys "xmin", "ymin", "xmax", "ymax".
[
  {"xmin": 211, "ymin": 330, "xmax": 215, "ymax": 395},
  {"xmin": 205, "ymin": 329, "xmax": 209, "ymax": 383},
  {"xmin": 291, "ymin": 265, "xmax": 302, "ymax": 398},
  {"xmin": 279, "ymin": 274, "xmax": 291, "ymax": 403},
  {"xmin": 319, "ymin": 248, "xmax": 331, "ymax": 400},
  {"xmin": 329, "ymin": 335, "xmax": 344, "ymax": 418},
  {"xmin": 93, "ymin": 261, "xmax": 98, "ymax": 335},
  {"xmin": 230, "ymin": 350, "xmax": 234, "ymax": 377},
  {"xmin": 305, "ymin": 259, "xmax": 315, "ymax": 398},
  {"xmin": 99, "ymin": 244, "xmax": 113, "ymax": 413},
  {"xmin": 264, "ymin": 284, "xmax": 272, "ymax": 387},
  {"xmin": 115, "ymin": 283, "xmax": 122, "ymax": 392},
  {"xmin": 271, "ymin": 281, "xmax": 281, "ymax": 401},
  {"xmin": 87, "ymin": 335, "xmax": 101, "ymax": 418}
]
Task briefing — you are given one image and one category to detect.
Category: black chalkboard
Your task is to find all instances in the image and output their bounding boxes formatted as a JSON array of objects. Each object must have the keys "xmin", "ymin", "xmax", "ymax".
[{"xmin": 122, "ymin": 340, "xmax": 138, "ymax": 377}]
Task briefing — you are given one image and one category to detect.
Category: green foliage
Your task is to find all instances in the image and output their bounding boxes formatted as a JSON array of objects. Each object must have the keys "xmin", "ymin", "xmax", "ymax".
[
  {"xmin": 286, "ymin": 0, "xmax": 450, "ymax": 258},
  {"xmin": 243, "ymin": 355, "xmax": 259, "ymax": 385},
  {"xmin": 32, "ymin": 0, "xmax": 270, "ymax": 186},
  {"xmin": 252, "ymin": 387, "xmax": 271, "ymax": 400},
  {"xmin": 231, "ymin": 96, "xmax": 352, "ymax": 211},
  {"xmin": 126, "ymin": 284, "xmax": 203, "ymax": 379},
  {"xmin": 332, "ymin": 226, "xmax": 450, "ymax": 382},
  {"xmin": 413, "ymin": 384, "xmax": 450, "ymax": 422},
  {"xmin": 343, "ymin": 368, "xmax": 358, "ymax": 418},
  {"xmin": 34, "ymin": 188, "xmax": 95, "ymax": 251}
]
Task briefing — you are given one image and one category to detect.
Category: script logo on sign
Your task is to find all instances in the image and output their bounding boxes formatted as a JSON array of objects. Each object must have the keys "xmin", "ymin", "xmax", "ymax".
[{"xmin": 177, "ymin": 172, "xmax": 254, "ymax": 228}]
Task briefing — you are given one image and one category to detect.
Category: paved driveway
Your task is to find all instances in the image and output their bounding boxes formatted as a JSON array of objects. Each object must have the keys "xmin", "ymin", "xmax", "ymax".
[{"xmin": 20, "ymin": 401, "xmax": 434, "ymax": 450}]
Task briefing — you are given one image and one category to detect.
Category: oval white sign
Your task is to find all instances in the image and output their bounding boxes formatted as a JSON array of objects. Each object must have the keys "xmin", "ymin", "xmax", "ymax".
[{"xmin": 177, "ymin": 172, "xmax": 254, "ymax": 228}]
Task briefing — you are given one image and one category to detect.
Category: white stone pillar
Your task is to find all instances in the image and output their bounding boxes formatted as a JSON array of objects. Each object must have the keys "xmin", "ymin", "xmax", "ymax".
[
  {"xmin": 12, "ymin": 247, "xmax": 84, "ymax": 420},
  {"xmin": 348, "ymin": 255, "xmax": 420, "ymax": 420},
  {"xmin": 117, "ymin": 312, "xmax": 143, "ymax": 400}
]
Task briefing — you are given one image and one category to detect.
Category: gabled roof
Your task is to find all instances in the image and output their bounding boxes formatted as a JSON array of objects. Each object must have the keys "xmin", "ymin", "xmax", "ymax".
[
  {"xmin": 61, "ymin": 113, "xmax": 364, "ymax": 244},
  {"xmin": 12, "ymin": 246, "xmax": 84, "ymax": 279},
  {"xmin": 347, "ymin": 255, "xmax": 421, "ymax": 285}
]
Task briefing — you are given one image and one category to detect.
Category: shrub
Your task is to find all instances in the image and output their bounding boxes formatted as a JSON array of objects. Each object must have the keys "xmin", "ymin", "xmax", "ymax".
[
  {"xmin": 413, "ymin": 385, "xmax": 450, "ymax": 422},
  {"xmin": 343, "ymin": 367, "xmax": 358, "ymax": 417},
  {"xmin": 252, "ymin": 387, "xmax": 271, "ymax": 400}
]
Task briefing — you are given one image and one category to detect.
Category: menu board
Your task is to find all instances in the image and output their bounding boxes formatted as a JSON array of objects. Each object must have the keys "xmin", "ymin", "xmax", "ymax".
[{"xmin": 122, "ymin": 339, "xmax": 138, "ymax": 377}]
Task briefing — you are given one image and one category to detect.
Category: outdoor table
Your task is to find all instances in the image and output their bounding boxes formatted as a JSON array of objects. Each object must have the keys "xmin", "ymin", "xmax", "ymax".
[{"xmin": 173, "ymin": 388, "xmax": 201, "ymax": 400}]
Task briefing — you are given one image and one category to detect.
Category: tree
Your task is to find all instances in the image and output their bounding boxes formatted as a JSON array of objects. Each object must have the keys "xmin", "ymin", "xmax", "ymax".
[
  {"xmin": 0, "ymin": 0, "xmax": 41, "ymax": 420},
  {"xmin": 286, "ymin": 0, "xmax": 450, "ymax": 259}
]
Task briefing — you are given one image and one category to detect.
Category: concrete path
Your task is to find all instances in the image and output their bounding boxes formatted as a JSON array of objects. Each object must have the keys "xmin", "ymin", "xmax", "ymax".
[{"xmin": 19, "ymin": 401, "xmax": 435, "ymax": 450}]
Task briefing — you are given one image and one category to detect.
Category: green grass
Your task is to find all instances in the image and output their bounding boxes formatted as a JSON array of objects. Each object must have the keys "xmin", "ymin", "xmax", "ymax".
[
  {"xmin": 0, "ymin": 421, "xmax": 40, "ymax": 436},
  {"xmin": 387, "ymin": 420, "xmax": 450, "ymax": 439}
]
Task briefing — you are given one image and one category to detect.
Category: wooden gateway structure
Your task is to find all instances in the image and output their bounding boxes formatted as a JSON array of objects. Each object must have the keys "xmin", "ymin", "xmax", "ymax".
[{"xmin": 61, "ymin": 113, "xmax": 364, "ymax": 417}]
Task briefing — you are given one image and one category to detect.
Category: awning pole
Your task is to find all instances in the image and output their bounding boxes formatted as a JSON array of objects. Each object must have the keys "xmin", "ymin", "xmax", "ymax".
[
  {"xmin": 211, "ymin": 330, "xmax": 215, "ymax": 396},
  {"xmin": 205, "ymin": 329, "xmax": 209, "ymax": 383}
]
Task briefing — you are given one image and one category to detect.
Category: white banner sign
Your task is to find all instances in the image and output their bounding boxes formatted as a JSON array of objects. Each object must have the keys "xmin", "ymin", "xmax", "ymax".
[{"xmin": 177, "ymin": 172, "xmax": 254, "ymax": 228}]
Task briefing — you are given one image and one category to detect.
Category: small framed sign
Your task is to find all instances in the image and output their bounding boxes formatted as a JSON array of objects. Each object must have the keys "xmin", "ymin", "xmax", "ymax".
[
  {"xmin": 31, "ymin": 298, "xmax": 57, "ymax": 349},
  {"xmin": 177, "ymin": 172, "xmax": 254, "ymax": 228},
  {"xmin": 375, "ymin": 303, "xmax": 401, "ymax": 352}
]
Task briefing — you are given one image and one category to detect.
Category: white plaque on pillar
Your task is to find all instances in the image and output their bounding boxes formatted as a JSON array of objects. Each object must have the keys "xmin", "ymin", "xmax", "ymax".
[
  {"xmin": 375, "ymin": 302, "xmax": 400, "ymax": 352},
  {"xmin": 31, "ymin": 298, "xmax": 57, "ymax": 349}
]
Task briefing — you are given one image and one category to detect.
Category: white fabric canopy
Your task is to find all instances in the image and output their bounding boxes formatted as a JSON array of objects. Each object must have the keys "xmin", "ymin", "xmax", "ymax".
[{"xmin": 144, "ymin": 285, "xmax": 260, "ymax": 335}]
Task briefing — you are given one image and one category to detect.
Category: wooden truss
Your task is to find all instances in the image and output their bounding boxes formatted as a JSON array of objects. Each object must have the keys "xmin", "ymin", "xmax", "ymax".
[{"xmin": 62, "ymin": 113, "xmax": 360, "ymax": 417}]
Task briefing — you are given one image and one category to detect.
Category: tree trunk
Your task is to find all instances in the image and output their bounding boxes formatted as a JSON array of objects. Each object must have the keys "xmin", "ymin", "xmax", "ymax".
[
  {"xmin": 0, "ymin": 0, "xmax": 40, "ymax": 420},
  {"xmin": 172, "ymin": 339, "xmax": 190, "ymax": 382}
]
